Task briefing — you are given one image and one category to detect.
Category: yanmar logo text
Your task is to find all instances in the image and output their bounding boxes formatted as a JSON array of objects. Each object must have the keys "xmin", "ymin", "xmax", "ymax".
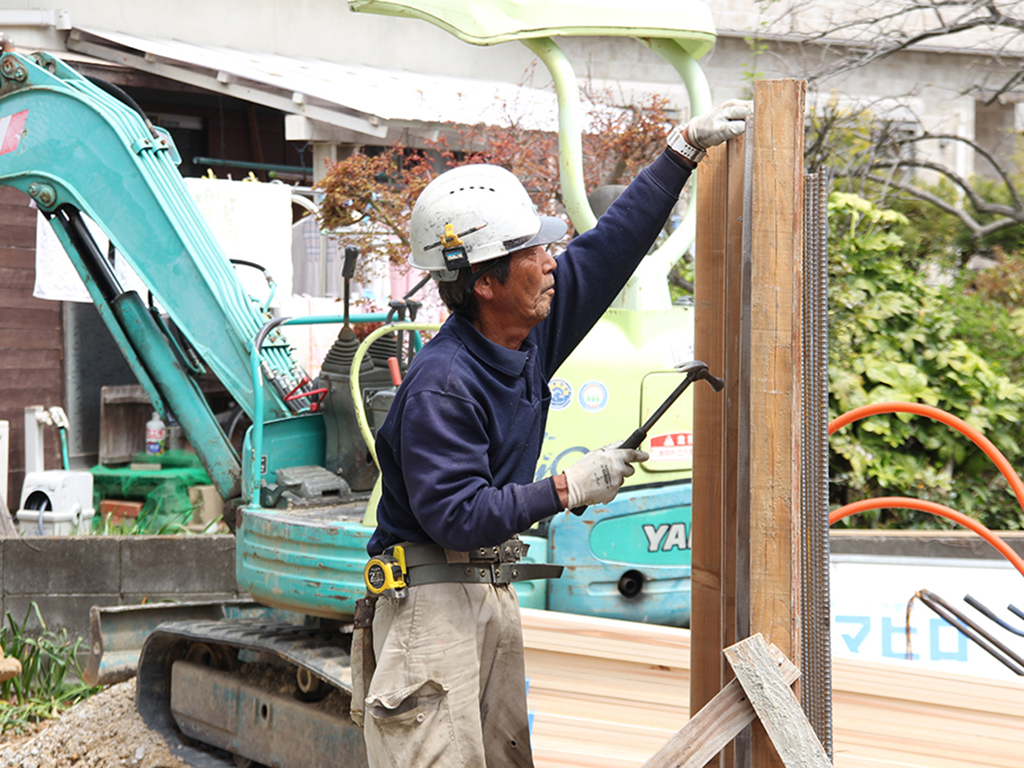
[{"xmin": 642, "ymin": 522, "xmax": 691, "ymax": 552}]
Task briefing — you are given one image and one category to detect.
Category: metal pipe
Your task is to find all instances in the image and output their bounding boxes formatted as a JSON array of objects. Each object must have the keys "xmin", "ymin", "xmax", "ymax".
[
  {"xmin": 521, "ymin": 37, "xmax": 596, "ymax": 235},
  {"xmin": 964, "ymin": 594, "xmax": 1024, "ymax": 638},
  {"xmin": 640, "ymin": 38, "xmax": 712, "ymax": 277},
  {"xmin": 247, "ymin": 312, "xmax": 393, "ymax": 505},
  {"xmin": 918, "ymin": 590, "xmax": 1024, "ymax": 675},
  {"xmin": 111, "ymin": 291, "xmax": 242, "ymax": 499}
]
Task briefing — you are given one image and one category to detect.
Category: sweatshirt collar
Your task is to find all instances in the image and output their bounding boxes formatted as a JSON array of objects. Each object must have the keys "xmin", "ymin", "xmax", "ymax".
[{"xmin": 450, "ymin": 314, "xmax": 531, "ymax": 377}]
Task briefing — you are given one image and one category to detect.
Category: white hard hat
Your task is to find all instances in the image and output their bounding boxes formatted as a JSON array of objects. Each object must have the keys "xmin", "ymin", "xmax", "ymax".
[{"xmin": 410, "ymin": 164, "xmax": 567, "ymax": 281}]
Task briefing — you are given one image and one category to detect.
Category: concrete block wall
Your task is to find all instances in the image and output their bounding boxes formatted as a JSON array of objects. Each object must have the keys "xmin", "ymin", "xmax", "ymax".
[
  {"xmin": 4, "ymin": 531, "xmax": 1022, "ymax": 647},
  {"xmin": 1, "ymin": 535, "xmax": 242, "ymax": 645}
]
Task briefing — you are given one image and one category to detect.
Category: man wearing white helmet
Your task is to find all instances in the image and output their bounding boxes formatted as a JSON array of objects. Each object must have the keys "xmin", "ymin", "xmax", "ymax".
[{"xmin": 360, "ymin": 100, "xmax": 751, "ymax": 768}]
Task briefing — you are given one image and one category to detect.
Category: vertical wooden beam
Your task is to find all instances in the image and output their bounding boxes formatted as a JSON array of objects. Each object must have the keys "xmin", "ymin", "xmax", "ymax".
[
  {"xmin": 722, "ymin": 133, "xmax": 748, "ymax": 675},
  {"xmin": 693, "ymin": 141, "xmax": 730, "ymax": 745},
  {"xmin": 693, "ymin": 131, "xmax": 747, "ymax": 768},
  {"xmin": 748, "ymin": 79, "xmax": 806, "ymax": 768}
]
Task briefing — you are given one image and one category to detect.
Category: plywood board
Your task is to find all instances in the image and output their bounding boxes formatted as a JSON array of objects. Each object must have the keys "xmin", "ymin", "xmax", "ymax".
[{"xmin": 522, "ymin": 610, "xmax": 1024, "ymax": 768}]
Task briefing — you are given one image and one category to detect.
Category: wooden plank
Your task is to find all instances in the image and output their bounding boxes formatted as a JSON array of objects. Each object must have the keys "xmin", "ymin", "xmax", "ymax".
[
  {"xmin": 692, "ymin": 139, "xmax": 731, "ymax": 737},
  {"xmin": 722, "ymin": 131, "xmax": 747, "ymax": 702},
  {"xmin": 0, "ymin": 371, "xmax": 63, "ymax": 391},
  {"xmin": 0, "ymin": 388, "xmax": 65, "ymax": 412},
  {"xmin": 645, "ymin": 643, "xmax": 799, "ymax": 768},
  {"xmin": 520, "ymin": 609, "xmax": 1024, "ymax": 768},
  {"xmin": 724, "ymin": 635, "xmax": 830, "ymax": 768},
  {"xmin": 0, "ymin": 224, "xmax": 36, "ymax": 249},
  {"xmin": 693, "ymin": 135, "xmax": 749, "ymax": 768},
  {"xmin": 0, "ymin": 329, "xmax": 66, "ymax": 350},
  {"xmin": 748, "ymin": 77, "xmax": 805, "ymax": 652},
  {"xmin": 0, "ymin": 347, "xmax": 62, "ymax": 371},
  {"xmin": 748, "ymin": 79, "xmax": 806, "ymax": 768},
  {"xmin": 0, "ymin": 267, "xmax": 38, "ymax": 291},
  {"xmin": 0, "ymin": 247, "xmax": 37, "ymax": 269},
  {"xmin": 0, "ymin": 186, "xmax": 30, "ymax": 205},
  {"xmin": 0, "ymin": 287, "xmax": 65, "ymax": 310},
  {"xmin": 0, "ymin": 306, "xmax": 61, "ymax": 330},
  {"xmin": 0, "ymin": 201, "xmax": 37, "ymax": 227}
]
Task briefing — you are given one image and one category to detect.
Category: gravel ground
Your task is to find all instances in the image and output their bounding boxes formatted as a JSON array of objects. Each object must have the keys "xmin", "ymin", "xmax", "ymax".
[{"xmin": 0, "ymin": 682, "xmax": 189, "ymax": 768}]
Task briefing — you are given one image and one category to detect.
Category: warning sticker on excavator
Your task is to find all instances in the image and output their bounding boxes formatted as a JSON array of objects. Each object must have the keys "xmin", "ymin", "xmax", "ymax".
[
  {"xmin": 0, "ymin": 110, "xmax": 27, "ymax": 155},
  {"xmin": 648, "ymin": 432, "xmax": 693, "ymax": 462}
]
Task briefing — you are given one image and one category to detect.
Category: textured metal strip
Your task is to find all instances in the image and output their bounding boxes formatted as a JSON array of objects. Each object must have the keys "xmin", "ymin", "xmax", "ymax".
[
  {"xmin": 736, "ymin": 115, "xmax": 755, "ymax": 643},
  {"xmin": 732, "ymin": 115, "xmax": 756, "ymax": 768},
  {"xmin": 801, "ymin": 168, "xmax": 833, "ymax": 757}
]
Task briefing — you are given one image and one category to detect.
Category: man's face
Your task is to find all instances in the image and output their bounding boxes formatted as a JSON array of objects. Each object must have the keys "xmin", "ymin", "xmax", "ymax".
[{"xmin": 489, "ymin": 245, "xmax": 558, "ymax": 329}]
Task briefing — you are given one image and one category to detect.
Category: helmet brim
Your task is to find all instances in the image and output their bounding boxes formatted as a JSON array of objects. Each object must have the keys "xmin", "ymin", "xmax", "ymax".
[{"xmin": 518, "ymin": 216, "xmax": 568, "ymax": 252}]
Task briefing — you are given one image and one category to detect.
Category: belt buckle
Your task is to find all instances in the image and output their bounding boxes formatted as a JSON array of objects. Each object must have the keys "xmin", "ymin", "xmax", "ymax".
[{"xmin": 489, "ymin": 563, "xmax": 512, "ymax": 585}]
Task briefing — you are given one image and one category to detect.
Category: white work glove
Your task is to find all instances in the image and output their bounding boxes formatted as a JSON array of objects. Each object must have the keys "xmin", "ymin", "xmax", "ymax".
[
  {"xmin": 563, "ymin": 443, "xmax": 650, "ymax": 509},
  {"xmin": 686, "ymin": 99, "xmax": 753, "ymax": 149}
]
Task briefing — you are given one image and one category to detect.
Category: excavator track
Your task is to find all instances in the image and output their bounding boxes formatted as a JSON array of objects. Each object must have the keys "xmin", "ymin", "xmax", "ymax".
[{"xmin": 137, "ymin": 618, "xmax": 367, "ymax": 768}]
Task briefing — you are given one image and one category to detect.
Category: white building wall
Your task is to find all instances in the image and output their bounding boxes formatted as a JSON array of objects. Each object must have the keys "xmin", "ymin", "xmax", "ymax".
[{"xmin": 1, "ymin": 0, "xmax": 1019, "ymax": 172}]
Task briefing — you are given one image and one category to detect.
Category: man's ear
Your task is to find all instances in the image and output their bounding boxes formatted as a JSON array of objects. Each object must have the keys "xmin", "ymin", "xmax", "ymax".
[{"xmin": 472, "ymin": 272, "xmax": 495, "ymax": 301}]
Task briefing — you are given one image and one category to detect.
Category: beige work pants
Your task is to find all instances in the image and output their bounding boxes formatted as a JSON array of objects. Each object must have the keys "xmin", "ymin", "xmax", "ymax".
[{"xmin": 363, "ymin": 581, "xmax": 534, "ymax": 768}]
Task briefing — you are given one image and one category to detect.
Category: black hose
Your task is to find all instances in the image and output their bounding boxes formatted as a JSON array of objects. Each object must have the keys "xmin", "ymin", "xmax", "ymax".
[
  {"xmin": 230, "ymin": 259, "xmax": 271, "ymax": 276},
  {"xmin": 85, "ymin": 76, "xmax": 158, "ymax": 138}
]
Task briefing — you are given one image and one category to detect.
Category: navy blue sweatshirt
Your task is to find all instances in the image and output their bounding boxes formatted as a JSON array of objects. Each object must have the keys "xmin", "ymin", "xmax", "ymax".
[{"xmin": 368, "ymin": 151, "xmax": 692, "ymax": 555}]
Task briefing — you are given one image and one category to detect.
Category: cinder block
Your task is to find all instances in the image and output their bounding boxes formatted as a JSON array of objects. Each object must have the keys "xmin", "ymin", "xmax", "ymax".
[
  {"xmin": 4, "ymin": 594, "xmax": 121, "ymax": 644},
  {"xmin": 187, "ymin": 485, "xmax": 224, "ymax": 527},
  {"xmin": 3, "ymin": 537, "xmax": 120, "ymax": 596},
  {"xmin": 121, "ymin": 535, "xmax": 236, "ymax": 594}
]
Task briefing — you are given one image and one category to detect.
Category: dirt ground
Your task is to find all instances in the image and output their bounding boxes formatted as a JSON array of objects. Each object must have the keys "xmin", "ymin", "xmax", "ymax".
[{"xmin": 0, "ymin": 682, "xmax": 189, "ymax": 768}]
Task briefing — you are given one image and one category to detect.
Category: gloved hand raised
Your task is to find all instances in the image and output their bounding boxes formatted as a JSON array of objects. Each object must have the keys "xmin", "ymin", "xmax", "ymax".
[
  {"xmin": 686, "ymin": 99, "xmax": 753, "ymax": 149},
  {"xmin": 563, "ymin": 443, "xmax": 649, "ymax": 509}
]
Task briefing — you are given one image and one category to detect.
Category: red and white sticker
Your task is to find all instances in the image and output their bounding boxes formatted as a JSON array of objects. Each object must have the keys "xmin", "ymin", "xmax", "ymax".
[
  {"xmin": 648, "ymin": 432, "xmax": 693, "ymax": 462},
  {"xmin": 0, "ymin": 109, "xmax": 28, "ymax": 156}
]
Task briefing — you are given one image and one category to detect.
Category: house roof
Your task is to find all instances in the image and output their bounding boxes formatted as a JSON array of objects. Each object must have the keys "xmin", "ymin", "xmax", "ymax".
[{"xmin": 66, "ymin": 27, "xmax": 566, "ymax": 142}]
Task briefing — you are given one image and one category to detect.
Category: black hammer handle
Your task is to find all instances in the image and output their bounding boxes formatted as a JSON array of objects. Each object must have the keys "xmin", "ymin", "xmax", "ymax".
[{"xmin": 568, "ymin": 361, "xmax": 723, "ymax": 516}]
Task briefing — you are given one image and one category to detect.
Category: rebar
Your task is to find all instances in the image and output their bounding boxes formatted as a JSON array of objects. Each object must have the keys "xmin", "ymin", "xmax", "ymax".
[{"xmin": 801, "ymin": 168, "xmax": 833, "ymax": 758}]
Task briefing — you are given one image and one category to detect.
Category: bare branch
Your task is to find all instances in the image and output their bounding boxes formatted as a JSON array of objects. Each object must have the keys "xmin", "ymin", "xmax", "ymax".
[
  {"xmin": 757, "ymin": 0, "xmax": 1024, "ymax": 88},
  {"xmin": 901, "ymin": 132, "xmax": 1024, "ymax": 210},
  {"xmin": 861, "ymin": 172, "xmax": 1023, "ymax": 240}
]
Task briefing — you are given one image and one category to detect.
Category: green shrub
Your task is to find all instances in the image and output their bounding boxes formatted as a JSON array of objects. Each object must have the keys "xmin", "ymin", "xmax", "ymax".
[
  {"xmin": 0, "ymin": 603, "xmax": 101, "ymax": 734},
  {"xmin": 828, "ymin": 192, "xmax": 1024, "ymax": 529}
]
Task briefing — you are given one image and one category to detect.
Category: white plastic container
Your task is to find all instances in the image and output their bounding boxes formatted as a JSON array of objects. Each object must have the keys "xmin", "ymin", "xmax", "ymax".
[
  {"xmin": 16, "ymin": 470, "xmax": 95, "ymax": 535},
  {"xmin": 146, "ymin": 411, "xmax": 166, "ymax": 456}
]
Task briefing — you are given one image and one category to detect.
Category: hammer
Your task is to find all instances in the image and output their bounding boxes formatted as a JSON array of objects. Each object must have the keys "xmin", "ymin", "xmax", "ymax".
[{"xmin": 570, "ymin": 360, "xmax": 725, "ymax": 516}]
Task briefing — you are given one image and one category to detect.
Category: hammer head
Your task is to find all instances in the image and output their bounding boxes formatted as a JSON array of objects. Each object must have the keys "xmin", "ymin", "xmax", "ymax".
[{"xmin": 675, "ymin": 360, "xmax": 725, "ymax": 392}]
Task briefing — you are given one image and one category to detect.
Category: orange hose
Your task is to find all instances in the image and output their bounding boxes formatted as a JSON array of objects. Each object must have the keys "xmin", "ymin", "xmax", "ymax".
[
  {"xmin": 831, "ymin": 497, "xmax": 1024, "ymax": 580},
  {"xmin": 829, "ymin": 402, "xmax": 1024, "ymax": 515},
  {"xmin": 830, "ymin": 401, "xmax": 1024, "ymax": 579}
]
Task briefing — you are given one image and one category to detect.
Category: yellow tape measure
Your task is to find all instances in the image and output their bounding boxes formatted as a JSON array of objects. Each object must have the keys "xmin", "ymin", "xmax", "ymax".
[{"xmin": 364, "ymin": 545, "xmax": 407, "ymax": 596}]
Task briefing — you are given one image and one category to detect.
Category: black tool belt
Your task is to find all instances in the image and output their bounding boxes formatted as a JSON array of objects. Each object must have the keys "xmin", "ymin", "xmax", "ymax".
[{"xmin": 396, "ymin": 537, "xmax": 563, "ymax": 587}]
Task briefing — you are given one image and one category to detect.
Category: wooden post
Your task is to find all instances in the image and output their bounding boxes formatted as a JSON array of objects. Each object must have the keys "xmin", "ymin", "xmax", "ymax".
[
  {"xmin": 693, "ymin": 80, "xmax": 806, "ymax": 768},
  {"xmin": 748, "ymin": 79, "xmax": 806, "ymax": 768},
  {"xmin": 692, "ymin": 133, "xmax": 746, "ymax": 751}
]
